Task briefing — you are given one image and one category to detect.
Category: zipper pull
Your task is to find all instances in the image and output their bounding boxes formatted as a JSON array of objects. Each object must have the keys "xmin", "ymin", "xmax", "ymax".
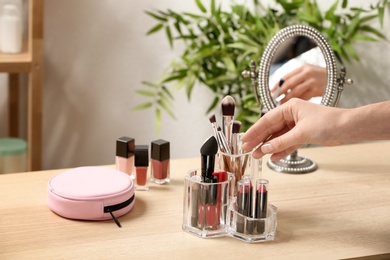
[{"xmin": 107, "ymin": 208, "xmax": 122, "ymax": 228}]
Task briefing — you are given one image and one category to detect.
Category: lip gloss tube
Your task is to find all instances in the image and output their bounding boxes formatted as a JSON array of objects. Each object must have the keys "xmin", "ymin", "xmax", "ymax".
[
  {"xmin": 115, "ymin": 137, "xmax": 135, "ymax": 178},
  {"xmin": 255, "ymin": 179, "xmax": 268, "ymax": 233},
  {"xmin": 134, "ymin": 145, "xmax": 149, "ymax": 191},
  {"xmin": 150, "ymin": 139, "xmax": 170, "ymax": 184}
]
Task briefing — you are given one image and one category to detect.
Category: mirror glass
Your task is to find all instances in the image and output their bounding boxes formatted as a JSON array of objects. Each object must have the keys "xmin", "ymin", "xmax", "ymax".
[
  {"xmin": 269, "ymin": 36, "xmax": 326, "ymax": 106},
  {"xmin": 258, "ymin": 25, "xmax": 338, "ymax": 112}
]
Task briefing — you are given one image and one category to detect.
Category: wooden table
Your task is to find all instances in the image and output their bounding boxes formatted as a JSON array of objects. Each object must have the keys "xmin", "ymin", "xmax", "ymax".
[{"xmin": 1, "ymin": 141, "xmax": 390, "ymax": 259}]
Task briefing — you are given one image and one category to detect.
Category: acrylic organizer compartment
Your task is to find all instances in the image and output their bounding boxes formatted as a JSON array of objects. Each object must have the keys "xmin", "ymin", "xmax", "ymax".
[
  {"xmin": 182, "ymin": 169, "xmax": 233, "ymax": 238},
  {"xmin": 226, "ymin": 178, "xmax": 277, "ymax": 243},
  {"xmin": 182, "ymin": 170, "xmax": 277, "ymax": 242},
  {"xmin": 218, "ymin": 148, "xmax": 262, "ymax": 197}
]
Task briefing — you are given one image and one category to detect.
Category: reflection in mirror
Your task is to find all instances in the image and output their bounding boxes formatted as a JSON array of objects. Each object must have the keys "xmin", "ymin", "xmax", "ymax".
[
  {"xmin": 269, "ymin": 36, "xmax": 326, "ymax": 106},
  {"xmin": 258, "ymin": 25, "xmax": 338, "ymax": 113}
]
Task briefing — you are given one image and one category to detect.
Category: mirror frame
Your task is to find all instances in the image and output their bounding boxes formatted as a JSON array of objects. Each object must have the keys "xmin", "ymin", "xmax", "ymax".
[{"xmin": 258, "ymin": 25, "xmax": 338, "ymax": 110}]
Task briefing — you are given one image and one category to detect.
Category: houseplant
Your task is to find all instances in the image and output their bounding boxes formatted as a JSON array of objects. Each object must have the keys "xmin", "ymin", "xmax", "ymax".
[{"xmin": 134, "ymin": 0, "xmax": 389, "ymax": 132}]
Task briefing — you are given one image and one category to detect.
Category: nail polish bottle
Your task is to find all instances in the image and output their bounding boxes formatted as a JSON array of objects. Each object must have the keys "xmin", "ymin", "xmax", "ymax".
[
  {"xmin": 150, "ymin": 139, "xmax": 170, "ymax": 184},
  {"xmin": 134, "ymin": 145, "xmax": 149, "ymax": 191},
  {"xmin": 115, "ymin": 137, "xmax": 135, "ymax": 178}
]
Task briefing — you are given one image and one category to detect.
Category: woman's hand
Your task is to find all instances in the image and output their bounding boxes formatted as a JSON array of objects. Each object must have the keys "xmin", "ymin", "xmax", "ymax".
[{"xmin": 271, "ymin": 63, "xmax": 327, "ymax": 104}]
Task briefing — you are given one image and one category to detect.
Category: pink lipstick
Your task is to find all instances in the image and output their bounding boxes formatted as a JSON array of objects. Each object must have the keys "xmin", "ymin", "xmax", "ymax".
[{"xmin": 255, "ymin": 179, "xmax": 268, "ymax": 233}]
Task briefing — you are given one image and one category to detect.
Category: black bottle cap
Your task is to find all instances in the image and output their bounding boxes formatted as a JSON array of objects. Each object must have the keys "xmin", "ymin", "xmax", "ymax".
[
  {"xmin": 116, "ymin": 136, "xmax": 134, "ymax": 158},
  {"xmin": 135, "ymin": 145, "xmax": 149, "ymax": 167},
  {"xmin": 151, "ymin": 139, "xmax": 170, "ymax": 161}
]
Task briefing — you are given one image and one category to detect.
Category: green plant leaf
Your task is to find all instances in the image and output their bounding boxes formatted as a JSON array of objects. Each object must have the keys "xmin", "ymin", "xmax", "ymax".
[
  {"xmin": 221, "ymin": 56, "xmax": 236, "ymax": 72},
  {"xmin": 162, "ymin": 70, "xmax": 188, "ymax": 83},
  {"xmin": 157, "ymin": 99, "xmax": 176, "ymax": 119},
  {"xmin": 195, "ymin": 0, "xmax": 207, "ymax": 13},
  {"xmin": 132, "ymin": 102, "xmax": 153, "ymax": 111},
  {"xmin": 183, "ymin": 12, "xmax": 203, "ymax": 19},
  {"xmin": 136, "ymin": 90, "xmax": 156, "ymax": 97},
  {"xmin": 165, "ymin": 26, "xmax": 173, "ymax": 48},
  {"xmin": 359, "ymin": 14, "xmax": 379, "ymax": 24},
  {"xmin": 325, "ymin": 0, "xmax": 339, "ymax": 22},
  {"xmin": 210, "ymin": 0, "xmax": 216, "ymax": 15},
  {"xmin": 206, "ymin": 96, "xmax": 220, "ymax": 113},
  {"xmin": 346, "ymin": 12, "xmax": 361, "ymax": 39},
  {"xmin": 185, "ymin": 74, "xmax": 196, "ymax": 101},
  {"xmin": 359, "ymin": 25, "xmax": 386, "ymax": 39},
  {"xmin": 146, "ymin": 23, "xmax": 164, "ymax": 35},
  {"xmin": 144, "ymin": 11, "xmax": 167, "ymax": 22},
  {"xmin": 352, "ymin": 34, "xmax": 378, "ymax": 42},
  {"xmin": 161, "ymin": 86, "xmax": 174, "ymax": 100},
  {"xmin": 342, "ymin": 0, "xmax": 348, "ymax": 8},
  {"xmin": 142, "ymin": 81, "xmax": 159, "ymax": 88},
  {"xmin": 155, "ymin": 108, "xmax": 161, "ymax": 134},
  {"xmin": 378, "ymin": 4, "xmax": 385, "ymax": 27}
]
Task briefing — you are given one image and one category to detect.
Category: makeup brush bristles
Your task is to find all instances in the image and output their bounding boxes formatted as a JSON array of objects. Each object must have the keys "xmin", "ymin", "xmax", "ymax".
[
  {"xmin": 232, "ymin": 121, "xmax": 241, "ymax": 134},
  {"xmin": 221, "ymin": 95, "xmax": 235, "ymax": 116},
  {"xmin": 208, "ymin": 113, "xmax": 216, "ymax": 123}
]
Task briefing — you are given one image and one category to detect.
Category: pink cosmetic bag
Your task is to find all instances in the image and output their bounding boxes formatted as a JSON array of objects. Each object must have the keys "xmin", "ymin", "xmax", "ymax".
[{"xmin": 47, "ymin": 166, "xmax": 135, "ymax": 222}]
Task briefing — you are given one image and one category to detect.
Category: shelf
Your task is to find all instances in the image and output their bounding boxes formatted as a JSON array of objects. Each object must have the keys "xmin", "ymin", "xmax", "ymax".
[
  {"xmin": 0, "ymin": 40, "xmax": 32, "ymax": 72},
  {"xmin": 5, "ymin": 0, "xmax": 44, "ymax": 171}
]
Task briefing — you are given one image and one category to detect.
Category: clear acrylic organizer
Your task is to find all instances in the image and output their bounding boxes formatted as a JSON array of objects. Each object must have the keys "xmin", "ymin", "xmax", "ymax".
[{"xmin": 182, "ymin": 169, "xmax": 277, "ymax": 242}]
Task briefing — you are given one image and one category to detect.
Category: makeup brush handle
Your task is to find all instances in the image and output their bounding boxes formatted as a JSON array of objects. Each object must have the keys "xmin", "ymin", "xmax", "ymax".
[
  {"xmin": 222, "ymin": 116, "xmax": 233, "ymax": 148},
  {"xmin": 217, "ymin": 130, "xmax": 231, "ymax": 154}
]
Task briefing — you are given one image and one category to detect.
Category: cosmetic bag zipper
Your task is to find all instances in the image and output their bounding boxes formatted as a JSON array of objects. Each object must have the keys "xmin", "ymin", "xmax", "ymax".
[{"xmin": 103, "ymin": 194, "xmax": 135, "ymax": 228}]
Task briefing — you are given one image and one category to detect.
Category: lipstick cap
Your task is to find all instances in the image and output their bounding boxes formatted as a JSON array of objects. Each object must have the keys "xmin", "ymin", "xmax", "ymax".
[
  {"xmin": 135, "ymin": 145, "xmax": 149, "ymax": 167},
  {"xmin": 116, "ymin": 136, "xmax": 135, "ymax": 158},
  {"xmin": 151, "ymin": 139, "xmax": 170, "ymax": 161}
]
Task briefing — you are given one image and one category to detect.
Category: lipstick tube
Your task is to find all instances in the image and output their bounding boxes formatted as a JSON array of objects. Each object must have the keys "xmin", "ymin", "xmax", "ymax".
[
  {"xmin": 115, "ymin": 137, "xmax": 135, "ymax": 178},
  {"xmin": 134, "ymin": 145, "xmax": 149, "ymax": 191},
  {"xmin": 150, "ymin": 139, "xmax": 170, "ymax": 184},
  {"xmin": 190, "ymin": 180, "xmax": 199, "ymax": 228},
  {"xmin": 198, "ymin": 182, "xmax": 207, "ymax": 229},
  {"xmin": 206, "ymin": 176, "xmax": 219, "ymax": 230},
  {"xmin": 255, "ymin": 179, "xmax": 268, "ymax": 233},
  {"xmin": 236, "ymin": 178, "xmax": 252, "ymax": 234}
]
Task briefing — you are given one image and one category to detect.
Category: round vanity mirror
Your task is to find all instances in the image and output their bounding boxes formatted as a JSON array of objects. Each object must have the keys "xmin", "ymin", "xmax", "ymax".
[
  {"xmin": 259, "ymin": 25, "xmax": 338, "ymax": 111},
  {"xmin": 243, "ymin": 25, "xmax": 352, "ymax": 174}
]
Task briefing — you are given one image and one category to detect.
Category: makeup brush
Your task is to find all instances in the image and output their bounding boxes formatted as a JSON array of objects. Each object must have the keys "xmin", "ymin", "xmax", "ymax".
[
  {"xmin": 216, "ymin": 126, "xmax": 233, "ymax": 173},
  {"xmin": 216, "ymin": 126, "xmax": 231, "ymax": 155},
  {"xmin": 231, "ymin": 120, "xmax": 242, "ymax": 154},
  {"xmin": 208, "ymin": 113, "xmax": 219, "ymax": 140},
  {"xmin": 200, "ymin": 135, "xmax": 218, "ymax": 181},
  {"xmin": 209, "ymin": 113, "xmax": 232, "ymax": 155},
  {"xmin": 221, "ymin": 95, "xmax": 235, "ymax": 148}
]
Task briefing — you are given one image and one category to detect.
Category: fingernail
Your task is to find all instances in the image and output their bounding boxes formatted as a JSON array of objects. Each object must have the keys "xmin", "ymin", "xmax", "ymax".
[{"xmin": 261, "ymin": 143, "xmax": 273, "ymax": 154}]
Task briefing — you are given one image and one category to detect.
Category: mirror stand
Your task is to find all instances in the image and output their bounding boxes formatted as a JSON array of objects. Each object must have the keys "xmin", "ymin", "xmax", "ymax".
[
  {"xmin": 267, "ymin": 150, "xmax": 317, "ymax": 173},
  {"xmin": 243, "ymin": 25, "xmax": 353, "ymax": 174}
]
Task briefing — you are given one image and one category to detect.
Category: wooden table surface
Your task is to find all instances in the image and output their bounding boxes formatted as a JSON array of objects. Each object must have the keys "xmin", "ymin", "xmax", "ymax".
[{"xmin": 1, "ymin": 141, "xmax": 390, "ymax": 259}]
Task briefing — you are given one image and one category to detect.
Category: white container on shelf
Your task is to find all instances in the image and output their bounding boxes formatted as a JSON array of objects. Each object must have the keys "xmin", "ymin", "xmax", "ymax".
[{"xmin": 0, "ymin": 3, "xmax": 22, "ymax": 53}]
